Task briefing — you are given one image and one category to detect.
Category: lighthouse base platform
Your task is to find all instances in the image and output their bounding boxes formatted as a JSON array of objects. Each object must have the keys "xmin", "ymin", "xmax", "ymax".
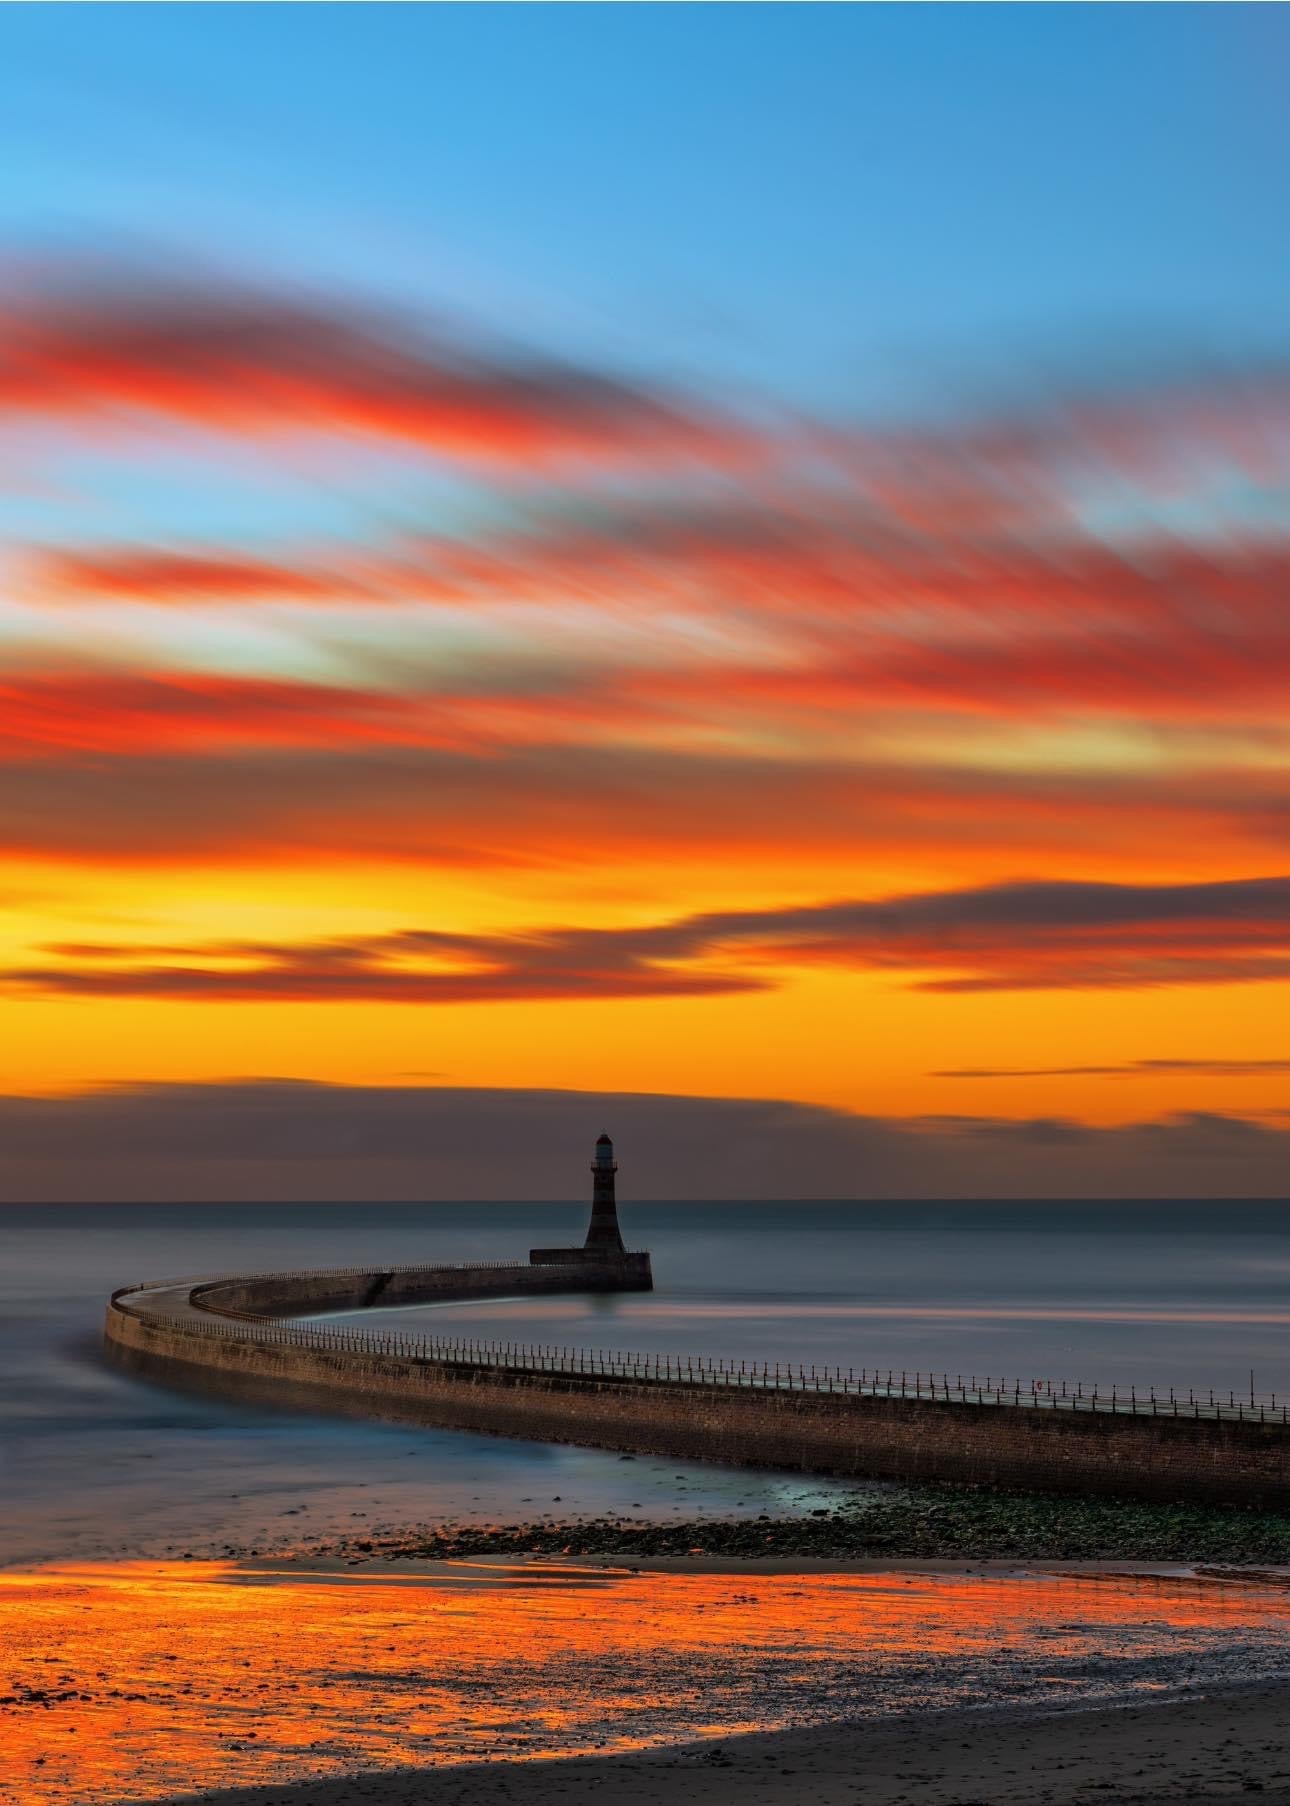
[{"xmin": 528, "ymin": 1247, "xmax": 653, "ymax": 1288}]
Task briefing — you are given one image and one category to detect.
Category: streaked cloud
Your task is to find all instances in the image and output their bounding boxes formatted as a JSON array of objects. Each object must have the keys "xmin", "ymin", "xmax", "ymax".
[
  {"xmin": 0, "ymin": 671, "xmax": 474, "ymax": 756},
  {"xmin": 934, "ymin": 1059, "xmax": 1290, "ymax": 1079},
  {"xmin": 3, "ymin": 251, "xmax": 1289, "ymax": 1133},
  {"xmin": 11, "ymin": 875, "xmax": 1290, "ymax": 1000},
  {"xmin": 0, "ymin": 270, "xmax": 737, "ymax": 471},
  {"xmin": 0, "ymin": 743, "xmax": 1285, "ymax": 872},
  {"xmin": 12, "ymin": 492, "xmax": 1290, "ymax": 776},
  {"xmin": 33, "ymin": 547, "xmax": 351, "ymax": 605}
]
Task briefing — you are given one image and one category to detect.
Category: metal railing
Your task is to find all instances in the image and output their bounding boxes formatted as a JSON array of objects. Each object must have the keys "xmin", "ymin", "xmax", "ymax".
[
  {"xmin": 109, "ymin": 1277, "xmax": 1290, "ymax": 1428},
  {"xmin": 194, "ymin": 1259, "xmax": 555, "ymax": 1285}
]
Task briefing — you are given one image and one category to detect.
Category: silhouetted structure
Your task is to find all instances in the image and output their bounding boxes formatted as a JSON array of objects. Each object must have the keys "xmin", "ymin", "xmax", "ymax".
[
  {"xmin": 584, "ymin": 1133, "xmax": 626, "ymax": 1254},
  {"xmin": 529, "ymin": 1133, "xmax": 650, "ymax": 1284}
]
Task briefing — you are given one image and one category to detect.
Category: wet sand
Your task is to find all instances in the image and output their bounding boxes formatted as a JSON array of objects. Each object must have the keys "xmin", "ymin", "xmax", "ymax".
[
  {"xmin": 9, "ymin": 1557, "xmax": 1288, "ymax": 1806},
  {"xmin": 248, "ymin": 1550, "xmax": 1272, "ymax": 1579},
  {"xmin": 166, "ymin": 1681, "xmax": 1290, "ymax": 1806}
]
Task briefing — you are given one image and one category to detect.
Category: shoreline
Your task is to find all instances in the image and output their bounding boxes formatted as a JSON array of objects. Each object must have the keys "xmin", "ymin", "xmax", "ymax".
[
  {"xmin": 13, "ymin": 1484, "xmax": 1290, "ymax": 1575},
  {"xmin": 151, "ymin": 1680, "xmax": 1290, "ymax": 1806},
  {"xmin": 232, "ymin": 1550, "xmax": 1290, "ymax": 1580},
  {"xmin": 19, "ymin": 1548, "xmax": 1290, "ymax": 1583},
  {"xmin": 274, "ymin": 1487, "xmax": 1290, "ymax": 1569}
]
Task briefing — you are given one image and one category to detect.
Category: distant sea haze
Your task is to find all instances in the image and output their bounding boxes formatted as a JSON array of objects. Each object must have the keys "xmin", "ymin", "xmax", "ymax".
[{"xmin": 4, "ymin": 1201, "xmax": 1290, "ymax": 1568}]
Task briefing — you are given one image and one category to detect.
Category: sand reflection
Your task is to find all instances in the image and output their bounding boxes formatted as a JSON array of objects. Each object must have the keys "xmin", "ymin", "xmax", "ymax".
[{"xmin": 2, "ymin": 1560, "xmax": 1289, "ymax": 1804}]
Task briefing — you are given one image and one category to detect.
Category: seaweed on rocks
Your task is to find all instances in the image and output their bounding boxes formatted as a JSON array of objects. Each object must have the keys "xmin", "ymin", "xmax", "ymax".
[{"xmin": 300, "ymin": 1484, "xmax": 1290, "ymax": 1567}]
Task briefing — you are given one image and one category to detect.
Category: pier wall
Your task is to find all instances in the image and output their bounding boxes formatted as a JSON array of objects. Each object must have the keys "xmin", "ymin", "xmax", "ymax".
[
  {"xmin": 190, "ymin": 1258, "xmax": 651, "ymax": 1320},
  {"xmin": 105, "ymin": 1290, "xmax": 1290, "ymax": 1508}
]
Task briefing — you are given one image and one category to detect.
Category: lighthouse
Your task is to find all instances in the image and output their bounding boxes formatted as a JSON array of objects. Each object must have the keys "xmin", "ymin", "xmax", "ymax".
[
  {"xmin": 584, "ymin": 1132, "xmax": 626, "ymax": 1255},
  {"xmin": 527, "ymin": 1133, "xmax": 652, "ymax": 1288}
]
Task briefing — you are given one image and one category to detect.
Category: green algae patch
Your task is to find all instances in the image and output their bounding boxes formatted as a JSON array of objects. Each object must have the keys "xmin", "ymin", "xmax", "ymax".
[{"xmin": 309, "ymin": 1485, "xmax": 1290, "ymax": 1568}]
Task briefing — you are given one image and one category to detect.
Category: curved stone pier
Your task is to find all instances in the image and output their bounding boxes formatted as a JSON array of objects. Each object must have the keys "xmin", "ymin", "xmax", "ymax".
[{"xmin": 104, "ymin": 1257, "xmax": 1290, "ymax": 1507}]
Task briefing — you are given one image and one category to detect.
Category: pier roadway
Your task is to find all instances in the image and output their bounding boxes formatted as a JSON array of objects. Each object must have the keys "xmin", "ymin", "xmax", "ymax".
[{"xmin": 104, "ymin": 1262, "xmax": 1290, "ymax": 1508}]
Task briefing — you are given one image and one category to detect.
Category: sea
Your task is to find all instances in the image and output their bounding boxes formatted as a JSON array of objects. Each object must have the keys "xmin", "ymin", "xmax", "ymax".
[{"xmin": 3, "ymin": 1200, "xmax": 1290, "ymax": 1568}]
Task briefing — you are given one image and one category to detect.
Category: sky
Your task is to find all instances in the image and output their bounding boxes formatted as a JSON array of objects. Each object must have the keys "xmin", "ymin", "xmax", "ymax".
[{"xmin": 2, "ymin": 5, "xmax": 1289, "ymax": 1198}]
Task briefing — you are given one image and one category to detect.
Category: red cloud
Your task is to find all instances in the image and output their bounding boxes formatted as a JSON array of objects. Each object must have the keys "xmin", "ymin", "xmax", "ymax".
[
  {"xmin": 24, "ymin": 524, "xmax": 1290, "ymax": 727},
  {"xmin": 0, "ymin": 277, "xmax": 738, "ymax": 470},
  {"xmin": 37, "ymin": 549, "xmax": 350, "ymax": 604},
  {"xmin": 5, "ymin": 276, "xmax": 1289, "ymax": 897},
  {"xmin": 0, "ymin": 667, "xmax": 660, "ymax": 758},
  {"xmin": 0, "ymin": 672, "xmax": 461, "ymax": 755},
  {"xmin": 0, "ymin": 738, "xmax": 1284, "ymax": 870}
]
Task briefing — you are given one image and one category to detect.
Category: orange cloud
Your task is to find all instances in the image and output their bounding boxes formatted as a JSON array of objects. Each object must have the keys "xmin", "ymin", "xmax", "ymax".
[
  {"xmin": 0, "ymin": 739, "xmax": 1285, "ymax": 872},
  {"xmin": 6, "ymin": 258, "xmax": 1290, "ymax": 1140},
  {"xmin": 12, "ymin": 875, "xmax": 1290, "ymax": 1000}
]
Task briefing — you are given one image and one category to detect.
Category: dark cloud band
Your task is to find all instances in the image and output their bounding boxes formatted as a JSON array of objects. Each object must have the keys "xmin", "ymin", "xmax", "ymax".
[
  {"xmin": 10, "ymin": 873, "xmax": 1290, "ymax": 1001},
  {"xmin": 1, "ymin": 1080, "xmax": 1287, "ymax": 1202}
]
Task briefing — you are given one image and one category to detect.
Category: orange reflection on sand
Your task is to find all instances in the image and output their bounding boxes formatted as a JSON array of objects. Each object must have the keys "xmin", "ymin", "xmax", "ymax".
[{"xmin": 2, "ymin": 1560, "xmax": 1289, "ymax": 1805}]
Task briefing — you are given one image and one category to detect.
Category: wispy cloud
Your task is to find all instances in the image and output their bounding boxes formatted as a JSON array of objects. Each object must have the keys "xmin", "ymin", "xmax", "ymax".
[
  {"xmin": 12, "ymin": 875, "xmax": 1290, "ymax": 1000},
  {"xmin": 0, "ymin": 270, "xmax": 738, "ymax": 471},
  {"xmin": 934, "ymin": 1059, "xmax": 1290, "ymax": 1079},
  {"xmin": 23, "ymin": 528, "xmax": 1290, "ymax": 730},
  {"xmin": 5, "ymin": 251, "xmax": 1290, "ymax": 1135},
  {"xmin": 33, "ymin": 547, "xmax": 352, "ymax": 604},
  {"xmin": 0, "ymin": 672, "xmax": 474, "ymax": 756},
  {"xmin": 1, "ymin": 741, "xmax": 1286, "ymax": 872}
]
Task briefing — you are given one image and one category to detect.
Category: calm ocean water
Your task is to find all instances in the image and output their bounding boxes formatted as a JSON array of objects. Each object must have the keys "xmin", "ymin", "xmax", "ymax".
[{"xmin": 4, "ymin": 1201, "xmax": 1290, "ymax": 1567}]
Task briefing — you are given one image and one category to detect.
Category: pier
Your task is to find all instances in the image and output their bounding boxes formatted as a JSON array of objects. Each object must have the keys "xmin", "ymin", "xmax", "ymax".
[{"xmin": 102, "ymin": 1134, "xmax": 1290, "ymax": 1509}]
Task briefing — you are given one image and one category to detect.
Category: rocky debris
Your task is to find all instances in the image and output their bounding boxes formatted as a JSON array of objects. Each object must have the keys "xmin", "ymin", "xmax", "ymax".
[{"xmin": 296, "ymin": 1485, "xmax": 1290, "ymax": 1566}]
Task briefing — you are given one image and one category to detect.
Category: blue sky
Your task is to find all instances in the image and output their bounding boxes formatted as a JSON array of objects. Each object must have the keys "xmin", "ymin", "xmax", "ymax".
[{"xmin": 4, "ymin": 4, "xmax": 1287, "ymax": 424}]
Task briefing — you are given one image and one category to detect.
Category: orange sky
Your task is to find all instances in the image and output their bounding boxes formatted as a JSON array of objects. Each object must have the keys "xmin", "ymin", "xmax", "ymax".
[{"xmin": 2, "ymin": 265, "xmax": 1289, "ymax": 1147}]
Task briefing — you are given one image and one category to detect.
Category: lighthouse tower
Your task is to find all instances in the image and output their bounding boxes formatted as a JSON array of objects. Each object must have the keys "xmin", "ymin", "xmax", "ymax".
[
  {"xmin": 527, "ymin": 1133, "xmax": 651, "ymax": 1288},
  {"xmin": 584, "ymin": 1132, "xmax": 626, "ymax": 1255}
]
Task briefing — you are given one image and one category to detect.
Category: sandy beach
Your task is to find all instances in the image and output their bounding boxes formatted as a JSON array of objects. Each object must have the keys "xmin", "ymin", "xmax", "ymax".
[
  {"xmin": 166, "ymin": 1682, "xmax": 1290, "ymax": 1806},
  {"xmin": 10, "ymin": 1552, "xmax": 1289, "ymax": 1806}
]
